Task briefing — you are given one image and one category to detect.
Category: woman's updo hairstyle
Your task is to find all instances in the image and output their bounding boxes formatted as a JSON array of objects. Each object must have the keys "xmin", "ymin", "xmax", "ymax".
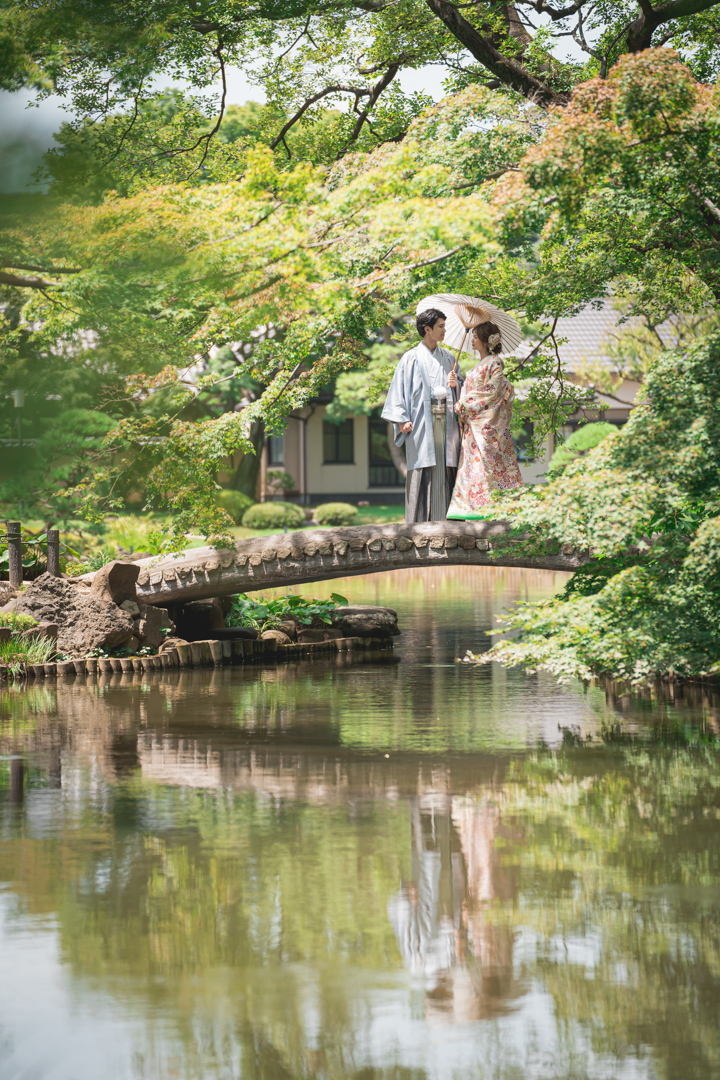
[{"xmin": 473, "ymin": 320, "xmax": 503, "ymax": 355}]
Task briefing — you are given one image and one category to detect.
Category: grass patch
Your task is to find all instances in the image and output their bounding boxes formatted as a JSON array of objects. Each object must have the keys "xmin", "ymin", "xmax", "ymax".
[
  {"xmin": 0, "ymin": 635, "xmax": 55, "ymax": 676},
  {"xmin": 65, "ymin": 547, "xmax": 117, "ymax": 575},
  {"xmin": 353, "ymin": 504, "xmax": 404, "ymax": 526}
]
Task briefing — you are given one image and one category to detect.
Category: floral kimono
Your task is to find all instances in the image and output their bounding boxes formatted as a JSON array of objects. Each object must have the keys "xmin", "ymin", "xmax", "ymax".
[{"xmin": 446, "ymin": 356, "xmax": 523, "ymax": 519}]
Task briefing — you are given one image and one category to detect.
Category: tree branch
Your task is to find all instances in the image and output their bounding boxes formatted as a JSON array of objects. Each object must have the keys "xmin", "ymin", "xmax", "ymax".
[
  {"xmin": 424, "ymin": 0, "xmax": 569, "ymax": 107},
  {"xmin": 357, "ymin": 244, "xmax": 467, "ymax": 290},
  {"xmin": 514, "ymin": 0, "xmax": 585, "ymax": 22},
  {"xmin": 0, "ymin": 270, "xmax": 61, "ymax": 289},
  {"xmin": 343, "ymin": 64, "xmax": 400, "ymax": 150},
  {"xmin": 270, "ymin": 83, "xmax": 372, "ymax": 155},
  {"xmin": 626, "ymin": 0, "xmax": 720, "ymax": 51},
  {"xmin": 185, "ymin": 38, "xmax": 228, "ymax": 178},
  {"xmin": 689, "ymin": 184, "xmax": 720, "ymax": 223},
  {"xmin": 0, "ymin": 261, "xmax": 81, "ymax": 275},
  {"xmin": 143, "ymin": 37, "xmax": 229, "ymax": 176}
]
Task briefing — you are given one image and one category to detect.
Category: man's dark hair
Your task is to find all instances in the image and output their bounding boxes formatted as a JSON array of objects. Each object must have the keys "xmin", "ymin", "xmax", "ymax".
[{"xmin": 416, "ymin": 308, "xmax": 446, "ymax": 339}]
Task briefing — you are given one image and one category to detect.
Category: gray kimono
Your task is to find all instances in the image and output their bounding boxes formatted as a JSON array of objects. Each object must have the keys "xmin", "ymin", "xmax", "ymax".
[{"xmin": 381, "ymin": 342, "xmax": 463, "ymax": 522}]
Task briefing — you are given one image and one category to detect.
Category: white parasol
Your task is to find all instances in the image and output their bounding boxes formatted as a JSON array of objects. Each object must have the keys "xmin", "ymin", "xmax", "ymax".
[{"xmin": 416, "ymin": 293, "xmax": 522, "ymax": 370}]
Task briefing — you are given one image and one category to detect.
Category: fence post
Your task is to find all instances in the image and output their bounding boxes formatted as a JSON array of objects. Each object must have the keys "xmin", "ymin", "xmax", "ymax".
[
  {"xmin": 6, "ymin": 521, "xmax": 22, "ymax": 588},
  {"xmin": 10, "ymin": 757, "xmax": 24, "ymax": 805},
  {"xmin": 47, "ymin": 529, "xmax": 60, "ymax": 577}
]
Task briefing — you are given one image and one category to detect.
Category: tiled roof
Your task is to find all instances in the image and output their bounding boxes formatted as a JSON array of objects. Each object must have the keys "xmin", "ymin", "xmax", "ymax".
[{"xmin": 517, "ymin": 298, "xmax": 679, "ymax": 372}]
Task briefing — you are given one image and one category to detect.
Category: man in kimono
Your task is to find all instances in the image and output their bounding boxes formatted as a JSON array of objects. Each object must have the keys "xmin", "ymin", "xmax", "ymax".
[{"xmin": 381, "ymin": 308, "xmax": 462, "ymax": 522}]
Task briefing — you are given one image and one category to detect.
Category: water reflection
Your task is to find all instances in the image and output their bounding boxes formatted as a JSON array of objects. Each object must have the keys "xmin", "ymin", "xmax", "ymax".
[
  {"xmin": 0, "ymin": 567, "xmax": 719, "ymax": 1080},
  {"xmin": 389, "ymin": 794, "xmax": 523, "ymax": 1024}
]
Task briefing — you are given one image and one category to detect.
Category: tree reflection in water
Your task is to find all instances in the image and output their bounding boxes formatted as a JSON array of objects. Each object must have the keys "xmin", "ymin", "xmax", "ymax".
[{"xmin": 0, "ymin": 566, "xmax": 719, "ymax": 1080}]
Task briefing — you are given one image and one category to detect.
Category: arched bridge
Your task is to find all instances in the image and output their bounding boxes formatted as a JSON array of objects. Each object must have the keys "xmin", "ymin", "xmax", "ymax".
[{"xmin": 128, "ymin": 521, "xmax": 587, "ymax": 606}]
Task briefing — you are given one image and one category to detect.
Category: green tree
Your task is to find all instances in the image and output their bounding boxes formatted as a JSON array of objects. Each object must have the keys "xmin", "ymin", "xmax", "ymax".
[
  {"xmin": 2, "ymin": 86, "xmax": 591, "ymax": 542},
  {"xmin": 467, "ymin": 332, "xmax": 720, "ymax": 682},
  {"xmin": 448, "ymin": 51, "xmax": 720, "ymax": 682},
  {"xmin": 3, "ymin": 0, "xmax": 719, "ymax": 189},
  {"xmin": 490, "ymin": 51, "xmax": 720, "ymax": 317},
  {"xmin": 2, "ymin": 50, "xmax": 718, "ymax": 555}
]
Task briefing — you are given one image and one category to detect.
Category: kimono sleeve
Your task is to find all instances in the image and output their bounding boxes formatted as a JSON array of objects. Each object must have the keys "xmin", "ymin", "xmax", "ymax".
[
  {"xmin": 381, "ymin": 357, "xmax": 413, "ymax": 445},
  {"xmin": 466, "ymin": 358, "xmax": 512, "ymax": 412}
]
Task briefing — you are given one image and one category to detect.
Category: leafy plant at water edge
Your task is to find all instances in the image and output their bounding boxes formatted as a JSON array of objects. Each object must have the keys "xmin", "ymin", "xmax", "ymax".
[
  {"xmin": 227, "ymin": 593, "xmax": 348, "ymax": 632},
  {"xmin": 464, "ymin": 333, "xmax": 720, "ymax": 683},
  {"xmin": 0, "ymin": 635, "xmax": 56, "ymax": 676}
]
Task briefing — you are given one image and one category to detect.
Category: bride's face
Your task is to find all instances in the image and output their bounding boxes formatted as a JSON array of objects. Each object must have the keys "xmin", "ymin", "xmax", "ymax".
[{"xmin": 471, "ymin": 328, "xmax": 484, "ymax": 354}]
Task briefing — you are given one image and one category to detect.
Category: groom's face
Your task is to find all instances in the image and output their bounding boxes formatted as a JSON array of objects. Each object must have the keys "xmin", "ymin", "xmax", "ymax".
[{"xmin": 423, "ymin": 318, "xmax": 446, "ymax": 348}]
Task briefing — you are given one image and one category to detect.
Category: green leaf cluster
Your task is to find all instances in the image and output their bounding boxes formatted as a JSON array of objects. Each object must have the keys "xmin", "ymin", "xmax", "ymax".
[
  {"xmin": 227, "ymin": 591, "xmax": 348, "ymax": 631},
  {"xmin": 469, "ymin": 332, "xmax": 720, "ymax": 682}
]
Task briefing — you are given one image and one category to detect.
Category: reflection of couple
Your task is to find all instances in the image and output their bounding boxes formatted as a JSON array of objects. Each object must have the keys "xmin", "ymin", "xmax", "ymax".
[
  {"xmin": 382, "ymin": 307, "xmax": 522, "ymax": 523},
  {"xmin": 387, "ymin": 796, "xmax": 523, "ymax": 1022}
]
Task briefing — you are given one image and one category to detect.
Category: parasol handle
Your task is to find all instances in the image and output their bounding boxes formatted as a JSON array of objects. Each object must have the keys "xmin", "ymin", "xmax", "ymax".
[{"xmin": 452, "ymin": 328, "xmax": 469, "ymax": 373}]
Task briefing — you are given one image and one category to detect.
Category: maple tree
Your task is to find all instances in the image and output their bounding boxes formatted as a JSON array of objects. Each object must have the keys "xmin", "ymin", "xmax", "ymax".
[
  {"xmin": 2, "ymin": 86, "xmax": 588, "ymax": 540},
  {"xmin": 2, "ymin": 0, "xmax": 719, "ymax": 189}
]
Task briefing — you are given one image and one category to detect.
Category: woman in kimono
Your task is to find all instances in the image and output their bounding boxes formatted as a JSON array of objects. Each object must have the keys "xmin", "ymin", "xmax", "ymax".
[{"xmin": 446, "ymin": 320, "xmax": 523, "ymax": 520}]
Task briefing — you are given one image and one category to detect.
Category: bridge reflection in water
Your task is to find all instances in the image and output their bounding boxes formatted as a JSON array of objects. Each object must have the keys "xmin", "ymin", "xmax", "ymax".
[{"xmin": 1, "ymin": 566, "xmax": 720, "ymax": 1080}]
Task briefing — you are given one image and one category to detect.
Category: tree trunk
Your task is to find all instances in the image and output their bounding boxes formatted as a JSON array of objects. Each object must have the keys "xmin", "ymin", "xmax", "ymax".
[
  {"xmin": 424, "ymin": 0, "xmax": 568, "ymax": 107},
  {"xmin": 387, "ymin": 422, "xmax": 407, "ymax": 479},
  {"xmin": 233, "ymin": 420, "xmax": 264, "ymax": 497}
]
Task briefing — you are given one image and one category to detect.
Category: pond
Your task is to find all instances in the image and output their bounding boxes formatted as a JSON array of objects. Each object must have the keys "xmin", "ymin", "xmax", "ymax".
[{"xmin": 0, "ymin": 565, "xmax": 719, "ymax": 1080}]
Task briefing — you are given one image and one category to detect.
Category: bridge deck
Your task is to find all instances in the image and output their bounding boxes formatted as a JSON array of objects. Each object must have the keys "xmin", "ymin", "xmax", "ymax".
[{"xmin": 122, "ymin": 521, "xmax": 584, "ymax": 607}]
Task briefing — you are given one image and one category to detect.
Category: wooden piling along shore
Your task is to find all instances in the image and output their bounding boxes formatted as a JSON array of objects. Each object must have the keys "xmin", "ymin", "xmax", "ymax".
[{"xmin": 0, "ymin": 633, "xmax": 394, "ymax": 684}]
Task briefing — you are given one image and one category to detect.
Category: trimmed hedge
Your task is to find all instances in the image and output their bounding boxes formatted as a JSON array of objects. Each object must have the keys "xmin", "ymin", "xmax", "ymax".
[
  {"xmin": 216, "ymin": 489, "xmax": 255, "ymax": 524},
  {"xmin": 242, "ymin": 501, "xmax": 305, "ymax": 530},
  {"xmin": 548, "ymin": 422, "xmax": 617, "ymax": 475},
  {"xmin": 313, "ymin": 502, "xmax": 359, "ymax": 527}
]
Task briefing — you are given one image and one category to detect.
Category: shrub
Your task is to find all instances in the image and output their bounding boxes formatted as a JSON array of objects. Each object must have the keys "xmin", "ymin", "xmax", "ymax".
[
  {"xmin": 266, "ymin": 470, "xmax": 296, "ymax": 495},
  {"xmin": 228, "ymin": 592, "xmax": 349, "ymax": 630},
  {"xmin": 216, "ymin": 489, "xmax": 255, "ymax": 524},
  {"xmin": 241, "ymin": 501, "xmax": 305, "ymax": 531},
  {"xmin": 313, "ymin": 502, "xmax": 359, "ymax": 527},
  {"xmin": 0, "ymin": 612, "xmax": 38, "ymax": 631},
  {"xmin": 548, "ymin": 422, "xmax": 617, "ymax": 475}
]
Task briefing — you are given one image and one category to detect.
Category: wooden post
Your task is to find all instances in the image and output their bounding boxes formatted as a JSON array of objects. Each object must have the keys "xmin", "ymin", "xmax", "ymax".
[
  {"xmin": 6, "ymin": 521, "xmax": 22, "ymax": 588},
  {"xmin": 47, "ymin": 529, "xmax": 60, "ymax": 577},
  {"xmin": 9, "ymin": 757, "xmax": 24, "ymax": 805}
]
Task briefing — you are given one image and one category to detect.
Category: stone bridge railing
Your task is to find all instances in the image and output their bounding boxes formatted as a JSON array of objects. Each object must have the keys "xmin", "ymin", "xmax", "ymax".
[{"xmin": 128, "ymin": 521, "xmax": 586, "ymax": 607}]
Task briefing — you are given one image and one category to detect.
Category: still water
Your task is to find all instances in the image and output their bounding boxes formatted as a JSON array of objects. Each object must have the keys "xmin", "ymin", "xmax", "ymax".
[{"xmin": 1, "ymin": 566, "xmax": 719, "ymax": 1080}]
